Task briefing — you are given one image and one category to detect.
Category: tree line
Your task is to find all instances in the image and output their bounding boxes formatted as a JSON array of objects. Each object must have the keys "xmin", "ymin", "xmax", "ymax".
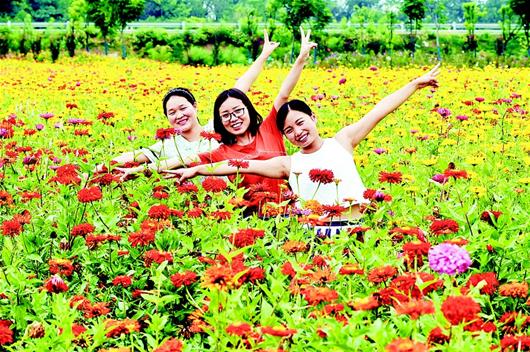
[
  {"xmin": 0, "ymin": 0, "xmax": 527, "ymax": 24},
  {"xmin": 0, "ymin": 0, "xmax": 529, "ymax": 60}
]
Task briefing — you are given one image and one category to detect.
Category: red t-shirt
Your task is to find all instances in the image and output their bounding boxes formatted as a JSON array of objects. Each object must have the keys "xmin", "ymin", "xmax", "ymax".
[{"xmin": 198, "ymin": 107, "xmax": 287, "ymax": 197}]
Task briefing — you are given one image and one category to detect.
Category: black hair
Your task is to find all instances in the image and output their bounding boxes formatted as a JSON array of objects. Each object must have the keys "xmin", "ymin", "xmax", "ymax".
[
  {"xmin": 276, "ymin": 99, "xmax": 313, "ymax": 133},
  {"xmin": 213, "ymin": 88, "xmax": 263, "ymax": 145},
  {"xmin": 162, "ymin": 87, "xmax": 196, "ymax": 117}
]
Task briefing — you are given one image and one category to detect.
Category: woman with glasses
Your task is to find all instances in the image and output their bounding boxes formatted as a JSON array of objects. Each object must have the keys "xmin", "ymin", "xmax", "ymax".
[
  {"xmin": 172, "ymin": 29, "xmax": 315, "ymax": 201},
  {"xmin": 95, "ymin": 31, "xmax": 279, "ymax": 173}
]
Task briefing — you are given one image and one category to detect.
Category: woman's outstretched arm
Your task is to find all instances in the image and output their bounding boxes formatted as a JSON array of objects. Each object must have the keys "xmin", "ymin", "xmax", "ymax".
[
  {"xmin": 336, "ymin": 63, "xmax": 441, "ymax": 150},
  {"xmin": 163, "ymin": 156, "xmax": 291, "ymax": 184},
  {"xmin": 273, "ymin": 28, "xmax": 317, "ymax": 111}
]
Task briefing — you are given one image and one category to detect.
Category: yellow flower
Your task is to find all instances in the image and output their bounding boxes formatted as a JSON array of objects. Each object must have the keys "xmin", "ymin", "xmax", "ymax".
[
  {"xmin": 519, "ymin": 178, "xmax": 530, "ymax": 185},
  {"xmin": 422, "ymin": 158, "xmax": 437, "ymax": 166},
  {"xmin": 470, "ymin": 186, "xmax": 487, "ymax": 196}
]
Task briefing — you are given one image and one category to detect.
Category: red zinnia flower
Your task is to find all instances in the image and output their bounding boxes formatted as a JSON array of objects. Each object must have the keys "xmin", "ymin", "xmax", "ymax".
[
  {"xmin": 144, "ymin": 249, "xmax": 173, "ymax": 267},
  {"xmin": 367, "ymin": 265, "xmax": 398, "ymax": 284},
  {"xmin": 464, "ymin": 272, "xmax": 499, "ymax": 295},
  {"xmin": 202, "ymin": 177, "xmax": 227, "ymax": 192},
  {"xmin": 200, "ymin": 131, "xmax": 222, "ymax": 141},
  {"xmin": 379, "ymin": 171, "xmax": 403, "ymax": 184},
  {"xmin": 228, "ymin": 159, "xmax": 249, "ymax": 169},
  {"xmin": 71, "ymin": 323, "xmax": 87, "ymax": 337},
  {"xmin": 339, "ymin": 263, "xmax": 364, "ymax": 275},
  {"xmin": 443, "ymin": 168, "xmax": 468, "ymax": 179},
  {"xmin": 49, "ymin": 258, "xmax": 74, "ymax": 277},
  {"xmin": 281, "ymin": 262, "xmax": 297, "ymax": 278},
  {"xmin": 1, "ymin": 219, "xmax": 22, "ymax": 237},
  {"xmin": 177, "ymin": 182, "xmax": 198, "ymax": 193},
  {"xmin": 363, "ymin": 189, "xmax": 392, "ymax": 202},
  {"xmin": 128, "ymin": 229, "xmax": 156, "ymax": 247},
  {"xmin": 0, "ymin": 321, "xmax": 13, "ymax": 345},
  {"xmin": 155, "ymin": 128, "xmax": 179, "ymax": 140},
  {"xmin": 427, "ymin": 327, "xmax": 450, "ymax": 346},
  {"xmin": 171, "ymin": 271, "xmax": 198, "ymax": 288},
  {"xmin": 322, "ymin": 204, "xmax": 346, "ymax": 218},
  {"xmin": 402, "ymin": 241, "xmax": 431, "ymax": 266},
  {"xmin": 210, "ymin": 210, "xmax": 232, "ymax": 220},
  {"xmin": 226, "ymin": 322, "xmax": 252, "ymax": 337},
  {"xmin": 77, "ymin": 186, "xmax": 102, "ymax": 203},
  {"xmin": 308, "ymin": 168, "xmax": 335, "ymax": 184},
  {"xmin": 112, "ymin": 275, "xmax": 132, "ymax": 288},
  {"xmin": 44, "ymin": 275, "xmax": 69, "ymax": 293},
  {"xmin": 229, "ymin": 228, "xmax": 265, "ymax": 248},
  {"xmin": 480, "ymin": 210, "xmax": 502, "ymax": 225},
  {"xmin": 49, "ymin": 164, "xmax": 81, "ymax": 185},
  {"xmin": 441, "ymin": 295, "xmax": 481, "ymax": 325},
  {"xmin": 430, "ymin": 219, "xmax": 459, "ymax": 235},
  {"xmin": 148, "ymin": 204, "xmax": 172, "ymax": 219},
  {"xmin": 71, "ymin": 223, "xmax": 95, "ymax": 237},
  {"xmin": 395, "ymin": 299, "xmax": 435, "ymax": 320}
]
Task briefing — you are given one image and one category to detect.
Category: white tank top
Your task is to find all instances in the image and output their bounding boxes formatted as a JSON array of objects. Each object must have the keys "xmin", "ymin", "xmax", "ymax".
[{"xmin": 289, "ymin": 138, "xmax": 367, "ymax": 206}]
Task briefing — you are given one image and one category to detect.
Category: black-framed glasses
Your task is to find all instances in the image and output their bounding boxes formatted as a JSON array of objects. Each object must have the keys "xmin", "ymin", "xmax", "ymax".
[{"xmin": 220, "ymin": 107, "xmax": 246, "ymax": 122}]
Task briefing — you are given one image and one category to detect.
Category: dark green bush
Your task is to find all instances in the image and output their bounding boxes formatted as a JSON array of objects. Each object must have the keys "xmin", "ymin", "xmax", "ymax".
[
  {"xmin": 0, "ymin": 27, "xmax": 11, "ymax": 56},
  {"xmin": 49, "ymin": 36, "xmax": 61, "ymax": 62}
]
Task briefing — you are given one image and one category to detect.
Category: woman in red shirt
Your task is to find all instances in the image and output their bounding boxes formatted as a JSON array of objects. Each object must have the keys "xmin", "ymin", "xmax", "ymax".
[{"xmin": 198, "ymin": 29, "xmax": 316, "ymax": 205}]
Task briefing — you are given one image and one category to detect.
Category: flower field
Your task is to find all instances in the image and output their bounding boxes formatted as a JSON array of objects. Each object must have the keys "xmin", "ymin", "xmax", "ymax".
[{"xmin": 0, "ymin": 56, "xmax": 529, "ymax": 351}]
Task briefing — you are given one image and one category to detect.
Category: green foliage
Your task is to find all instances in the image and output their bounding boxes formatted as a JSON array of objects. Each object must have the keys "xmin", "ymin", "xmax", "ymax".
[
  {"xmin": 270, "ymin": 0, "xmax": 333, "ymax": 38},
  {"xmin": 509, "ymin": 0, "xmax": 530, "ymax": 54},
  {"xmin": 402, "ymin": 0, "xmax": 426, "ymax": 34},
  {"xmin": 0, "ymin": 27, "xmax": 12, "ymax": 56},
  {"xmin": 65, "ymin": 28, "xmax": 76, "ymax": 57},
  {"xmin": 187, "ymin": 45, "xmax": 214, "ymax": 65},
  {"xmin": 48, "ymin": 34, "xmax": 61, "ymax": 61}
]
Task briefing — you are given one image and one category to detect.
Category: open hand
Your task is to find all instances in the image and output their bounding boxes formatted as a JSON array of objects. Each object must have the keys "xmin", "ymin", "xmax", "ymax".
[
  {"xmin": 162, "ymin": 167, "xmax": 196, "ymax": 183},
  {"xmin": 115, "ymin": 166, "xmax": 144, "ymax": 182}
]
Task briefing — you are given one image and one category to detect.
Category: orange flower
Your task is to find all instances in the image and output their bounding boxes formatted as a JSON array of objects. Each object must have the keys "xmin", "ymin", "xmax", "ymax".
[
  {"xmin": 104, "ymin": 319, "xmax": 140, "ymax": 338},
  {"xmin": 282, "ymin": 240, "xmax": 308, "ymax": 253},
  {"xmin": 385, "ymin": 338, "xmax": 428, "ymax": 352},
  {"xmin": 349, "ymin": 295, "xmax": 380, "ymax": 311},
  {"xmin": 300, "ymin": 286, "xmax": 338, "ymax": 306},
  {"xmin": 201, "ymin": 265, "xmax": 240, "ymax": 290},
  {"xmin": 395, "ymin": 299, "xmax": 435, "ymax": 320},
  {"xmin": 338, "ymin": 263, "xmax": 364, "ymax": 275},
  {"xmin": 499, "ymin": 282, "xmax": 528, "ymax": 298}
]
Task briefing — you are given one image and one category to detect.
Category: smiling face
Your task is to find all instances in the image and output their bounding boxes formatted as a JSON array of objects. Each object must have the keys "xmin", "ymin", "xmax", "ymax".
[
  {"xmin": 165, "ymin": 95, "xmax": 198, "ymax": 132},
  {"xmin": 282, "ymin": 110, "xmax": 320, "ymax": 152},
  {"xmin": 218, "ymin": 97, "xmax": 251, "ymax": 140}
]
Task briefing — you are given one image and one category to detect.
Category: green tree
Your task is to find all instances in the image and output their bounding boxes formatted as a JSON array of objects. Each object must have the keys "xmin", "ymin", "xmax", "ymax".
[
  {"xmin": 86, "ymin": 0, "xmax": 115, "ymax": 54},
  {"xmin": 462, "ymin": 2, "xmax": 485, "ymax": 55},
  {"xmin": 402, "ymin": 0, "xmax": 425, "ymax": 55},
  {"xmin": 510, "ymin": 0, "xmax": 530, "ymax": 56},
  {"xmin": 269, "ymin": 0, "xmax": 332, "ymax": 62},
  {"xmin": 113, "ymin": 0, "xmax": 145, "ymax": 58},
  {"xmin": 496, "ymin": 5, "xmax": 521, "ymax": 56}
]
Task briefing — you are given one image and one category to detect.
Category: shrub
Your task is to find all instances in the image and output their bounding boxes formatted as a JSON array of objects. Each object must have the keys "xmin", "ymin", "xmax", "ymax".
[
  {"xmin": 0, "ymin": 27, "xmax": 11, "ymax": 56},
  {"xmin": 187, "ymin": 46, "xmax": 213, "ymax": 66},
  {"xmin": 49, "ymin": 36, "xmax": 61, "ymax": 62}
]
